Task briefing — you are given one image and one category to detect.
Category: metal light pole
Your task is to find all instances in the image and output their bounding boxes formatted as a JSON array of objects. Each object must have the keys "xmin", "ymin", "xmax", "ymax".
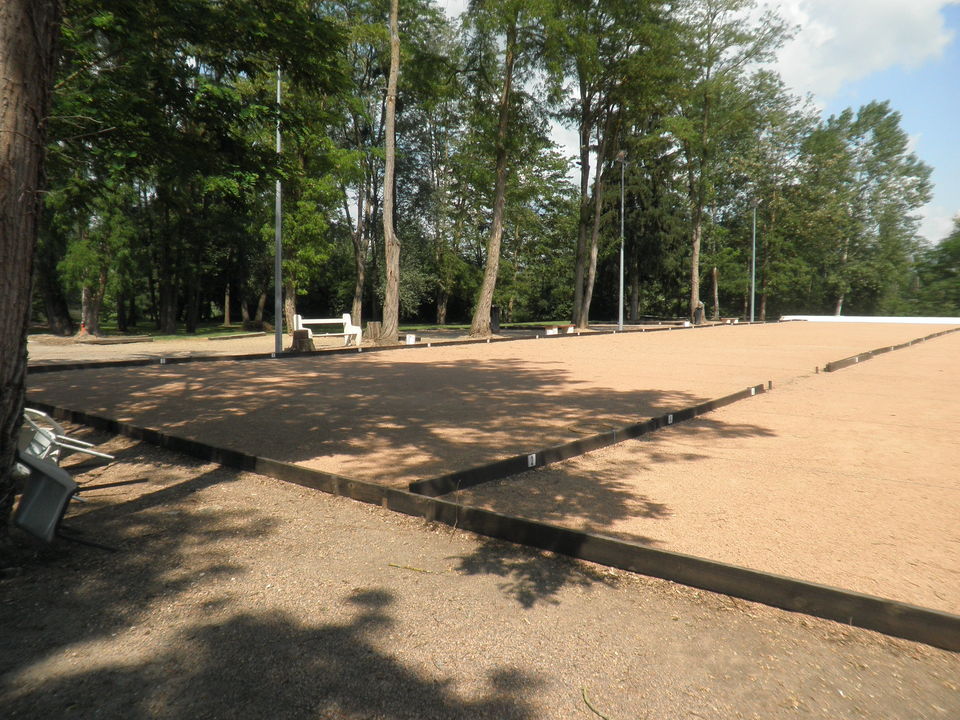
[
  {"xmin": 750, "ymin": 198, "xmax": 760, "ymax": 323},
  {"xmin": 617, "ymin": 150, "xmax": 626, "ymax": 332},
  {"xmin": 274, "ymin": 67, "xmax": 283, "ymax": 356}
]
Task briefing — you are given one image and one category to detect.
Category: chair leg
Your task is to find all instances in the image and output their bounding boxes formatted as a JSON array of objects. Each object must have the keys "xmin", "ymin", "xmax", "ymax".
[{"xmin": 57, "ymin": 525, "xmax": 118, "ymax": 553}]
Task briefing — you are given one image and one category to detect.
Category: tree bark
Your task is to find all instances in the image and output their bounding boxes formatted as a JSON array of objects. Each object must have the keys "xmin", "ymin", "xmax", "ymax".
[
  {"xmin": 572, "ymin": 78, "xmax": 593, "ymax": 327},
  {"xmin": 436, "ymin": 292, "xmax": 448, "ymax": 325},
  {"xmin": 378, "ymin": 0, "xmax": 401, "ymax": 344},
  {"xmin": 689, "ymin": 209, "xmax": 703, "ymax": 322},
  {"xmin": 577, "ymin": 113, "xmax": 615, "ymax": 328},
  {"xmin": 711, "ymin": 266, "xmax": 720, "ymax": 320},
  {"xmin": 471, "ymin": 19, "xmax": 517, "ymax": 337},
  {"xmin": 117, "ymin": 292, "xmax": 128, "ymax": 333},
  {"xmin": 0, "ymin": 0, "xmax": 62, "ymax": 528},
  {"xmin": 283, "ymin": 281, "xmax": 296, "ymax": 335},
  {"xmin": 579, "ymin": 160, "xmax": 605, "ymax": 327},
  {"xmin": 349, "ymin": 192, "xmax": 368, "ymax": 324},
  {"xmin": 36, "ymin": 228, "xmax": 74, "ymax": 335}
]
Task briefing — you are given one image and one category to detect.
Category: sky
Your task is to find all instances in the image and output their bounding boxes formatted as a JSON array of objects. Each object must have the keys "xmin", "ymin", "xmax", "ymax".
[{"xmin": 437, "ymin": 0, "xmax": 960, "ymax": 245}]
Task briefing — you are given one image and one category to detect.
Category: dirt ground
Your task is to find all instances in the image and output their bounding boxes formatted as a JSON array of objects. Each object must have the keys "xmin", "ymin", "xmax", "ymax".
[
  {"xmin": 5, "ymin": 322, "xmax": 959, "ymax": 718},
  {"xmin": 2, "ymin": 439, "xmax": 959, "ymax": 719}
]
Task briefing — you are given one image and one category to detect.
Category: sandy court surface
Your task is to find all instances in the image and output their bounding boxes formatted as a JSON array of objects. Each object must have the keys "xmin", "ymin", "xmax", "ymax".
[
  {"xmin": 26, "ymin": 322, "xmax": 955, "ymax": 489},
  {"xmin": 458, "ymin": 330, "xmax": 960, "ymax": 614}
]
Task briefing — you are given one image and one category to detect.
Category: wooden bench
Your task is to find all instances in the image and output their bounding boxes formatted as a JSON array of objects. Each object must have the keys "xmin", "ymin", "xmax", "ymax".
[{"xmin": 293, "ymin": 313, "xmax": 362, "ymax": 347}]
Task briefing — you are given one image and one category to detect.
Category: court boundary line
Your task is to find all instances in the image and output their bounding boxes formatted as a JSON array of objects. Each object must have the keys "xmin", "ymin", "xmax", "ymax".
[
  {"xmin": 823, "ymin": 326, "xmax": 960, "ymax": 372},
  {"xmin": 409, "ymin": 383, "xmax": 771, "ymax": 497}
]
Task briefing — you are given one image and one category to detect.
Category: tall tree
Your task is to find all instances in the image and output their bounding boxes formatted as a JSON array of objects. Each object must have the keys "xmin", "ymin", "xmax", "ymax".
[
  {"xmin": 1, "ymin": 0, "xmax": 63, "ymax": 529},
  {"xmin": 792, "ymin": 102, "xmax": 932, "ymax": 315},
  {"xmin": 911, "ymin": 217, "xmax": 960, "ymax": 315},
  {"xmin": 467, "ymin": 0, "xmax": 547, "ymax": 337},
  {"xmin": 669, "ymin": 0, "xmax": 787, "ymax": 321},
  {"xmin": 379, "ymin": 0, "xmax": 401, "ymax": 342},
  {"xmin": 555, "ymin": 0, "xmax": 669, "ymax": 328}
]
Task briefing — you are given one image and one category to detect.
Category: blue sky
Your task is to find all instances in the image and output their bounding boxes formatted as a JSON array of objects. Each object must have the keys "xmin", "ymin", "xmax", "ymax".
[
  {"xmin": 438, "ymin": 1, "xmax": 959, "ymax": 244},
  {"xmin": 773, "ymin": 1, "xmax": 960, "ymax": 244}
]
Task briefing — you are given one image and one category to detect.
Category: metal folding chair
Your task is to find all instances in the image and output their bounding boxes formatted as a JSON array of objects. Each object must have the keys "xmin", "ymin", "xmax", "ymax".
[{"xmin": 19, "ymin": 408, "xmax": 115, "ymax": 465}]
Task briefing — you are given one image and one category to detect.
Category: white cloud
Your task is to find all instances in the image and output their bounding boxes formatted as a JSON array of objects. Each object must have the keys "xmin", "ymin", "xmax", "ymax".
[
  {"xmin": 437, "ymin": 0, "xmax": 468, "ymax": 19},
  {"xmin": 918, "ymin": 204, "xmax": 959, "ymax": 245},
  {"xmin": 770, "ymin": 1, "xmax": 956, "ymax": 100}
]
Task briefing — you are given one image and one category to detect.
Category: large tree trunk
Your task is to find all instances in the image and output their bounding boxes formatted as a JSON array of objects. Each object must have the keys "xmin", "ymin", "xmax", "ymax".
[
  {"xmin": 578, "ymin": 158, "xmax": 605, "ymax": 327},
  {"xmin": 577, "ymin": 116, "xmax": 614, "ymax": 328},
  {"xmin": 158, "ymin": 279, "xmax": 177, "ymax": 334},
  {"xmin": 350, "ymin": 217, "xmax": 367, "ymax": 324},
  {"xmin": 378, "ymin": 0, "xmax": 401, "ymax": 344},
  {"xmin": 0, "ymin": 0, "xmax": 62, "ymax": 529},
  {"xmin": 117, "ymin": 292, "xmax": 128, "ymax": 333},
  {"xmin": 36, "ymin": 228, "xmax": 74, "ymax": 335},
  {"xmin": 470, "ymin": 21, "xmax": 517, "ymax": 337},
  {"xmin": 834, "ymin": 239, "xmax": 849, "ymax": 316},
  {"xmin": 38, "ymin": 273, "xmax": 73, "ymax": 335},
  {"xmin": 571, "ymin": 79, "xmax": 593, "ymax": 328},
  {"xmin": 711, "ymin": 266, "xmax": 720, "ymax": 320},
  {"xmin": 436, "ymin": 292, "xmax": 448, "ymax": 325},
  {"xmin": 79, "ymin": 267, "xmax": 106, "ymax": 336},
  {"xmin": 689, "ymin": 210, "xmax": 703, "ymax": 322},
  {"xmin": 283, "ymin": 281, "xmax": 296, "ymax": 335}
]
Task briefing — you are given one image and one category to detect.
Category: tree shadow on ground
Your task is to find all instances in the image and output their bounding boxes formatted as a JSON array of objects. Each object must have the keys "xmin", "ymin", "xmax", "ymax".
[
  {"xmin": 0, "ymin": 446, "xmax": 539, "ymax": 719},
  {"xmin": 442, "ymin": 414, "xmax": 778, "ymax": 606},
  {"xmin": 450, "ymin": 538, "xmax": 618, "ymax": 609},
  {"xmin": 26, "ymin": 353, "xmax": 765, "ymax": 486},
  {"xmin": 452, "ymin": 415, "xmax": 776, "ymax": 535},
  {"xmin": 2, "ymin": 589, "xmax": 536, "ymax": 719}
]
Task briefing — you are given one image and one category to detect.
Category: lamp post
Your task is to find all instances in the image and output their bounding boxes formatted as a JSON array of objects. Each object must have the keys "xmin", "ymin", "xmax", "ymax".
[
  {"xmin": 274, "ymin": 67, "xmax": 283, "ymax": 355},
  {"xmin": 750, "ymin": 197, "xmax": 761, "ymax": 323},
  {"xmin": 617, "ymin": 150, "xmax": 626, "ymax": 332}
]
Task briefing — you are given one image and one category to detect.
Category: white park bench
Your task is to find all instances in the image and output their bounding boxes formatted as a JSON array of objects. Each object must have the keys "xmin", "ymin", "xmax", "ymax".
[{"xmin": 293, "ymin": 313, "xmax": 362, "ymax": 347}]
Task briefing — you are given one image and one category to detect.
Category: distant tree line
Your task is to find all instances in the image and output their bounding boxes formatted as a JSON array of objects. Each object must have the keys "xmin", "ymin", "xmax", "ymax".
[{"xmin": 33, "ymin": 0, "xmax": 953, "ymax": 340}]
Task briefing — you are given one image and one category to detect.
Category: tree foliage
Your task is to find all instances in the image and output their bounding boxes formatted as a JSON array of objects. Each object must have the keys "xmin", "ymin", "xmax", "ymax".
[{"xmin": 30, "ymin": 0, "xmax": 953, "ymax": 344}]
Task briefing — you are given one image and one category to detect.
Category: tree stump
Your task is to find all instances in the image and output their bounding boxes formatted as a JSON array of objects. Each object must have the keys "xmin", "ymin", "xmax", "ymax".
[{"xmin": 290, "ymin": 329, "xmax": 315, "ymax": 352}]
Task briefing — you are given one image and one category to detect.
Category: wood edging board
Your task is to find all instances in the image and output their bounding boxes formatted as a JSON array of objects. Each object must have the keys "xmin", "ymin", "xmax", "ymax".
[
  {"xmin": 23, "ymin": 397, "xmax": 960, "ymax": 653},
  {"xmin": 823, "ymin": 326, "xmax": 960, "ymax": 372},
  {"xmin": 408, "ymin": 383, "xmax": 771, "ymax": 497}
]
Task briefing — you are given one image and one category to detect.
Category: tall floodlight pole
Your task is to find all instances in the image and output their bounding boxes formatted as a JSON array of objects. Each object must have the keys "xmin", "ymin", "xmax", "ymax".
[
  {"xmin": 274, "ymin": 67, "xmax": 283, "ymax": 355},
  {"xmin": 617, "ymin": 151, "xmax": 626, "ymax": 332},
  {"xmin": 750, "ymin": 198, "xmax": 759, "ymax": 323}
]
